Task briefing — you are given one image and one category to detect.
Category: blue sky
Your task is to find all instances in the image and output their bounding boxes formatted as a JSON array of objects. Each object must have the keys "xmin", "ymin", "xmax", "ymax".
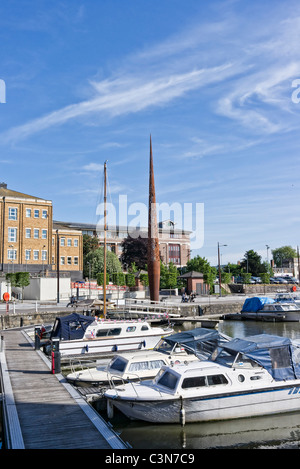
[{"xmin": 1, "ymin": 0, "xmax": 300, "ymax": 266}]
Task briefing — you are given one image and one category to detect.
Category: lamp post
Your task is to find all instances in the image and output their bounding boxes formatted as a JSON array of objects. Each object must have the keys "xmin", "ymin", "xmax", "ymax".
[
  {"xmin": 266, "ymin": 245, "xmax": 270, "ymax": 263},
  {"xmin": 218, "ymin": 242, "xmax": 227, "ymax": 297}
]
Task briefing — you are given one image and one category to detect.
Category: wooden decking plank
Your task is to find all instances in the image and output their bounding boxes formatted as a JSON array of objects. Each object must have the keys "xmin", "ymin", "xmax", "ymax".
[{"xmin": 1, "ymin": 329, "xmax": 127, "ymax": 449}]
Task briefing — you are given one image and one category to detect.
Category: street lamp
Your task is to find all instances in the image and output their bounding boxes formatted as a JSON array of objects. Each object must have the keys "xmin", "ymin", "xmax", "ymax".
[
  {"xmin": 218, "ymin": 242, "xmax": 227, "ymax": 297},
  {"xmin": 266, "ymin": 245, "xmax": 270, "ymax": 263}
]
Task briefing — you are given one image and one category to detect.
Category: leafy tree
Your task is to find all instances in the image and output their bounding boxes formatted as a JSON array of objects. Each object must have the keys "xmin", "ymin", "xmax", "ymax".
[
  {"xmin": 221, "ymin": 271, "xmax": 232, "ymax": 284},
  {"xmin": 139, "ymin": 273, "xmax": 149, "ymax": 287},
  {"xmin": 240, "ymin": 250, "xmax": 267, "ymax": 277},
  {"xmin": 84, "ymin": 247, "xmax": 122, "ymax": 278},
  {"xmin": 272, "ymin": 246, "xmax": 297, "ymax": 267},
  {"xmin": 241, "ymin": 272, "xmax": 252, "ymax": 284},
  {"xmin": 120, "ymin": 235, "xmax": 148, "ymax": 270},
  {"xmin": 96, "ymin": 273, "xmax": 110, "ymax": 286},
  {"xmin": 125, "ymin": 272, "xmax": 136, "ymax": 287},
  {"xmin": 223, "ymin": 263, "xmax": 242, "ymax": 277},
  {"xmin": 6, "ymin": 272, "xmax": 30, "ymax": 301},
  {"xmin": 83, "ymin": 234, "xmax": 99, "ymax": 256},
  {"xmin": 112, "ymin": 272, "xmax": 126, "ymax": 286},
  {"xmin": 186, "ymin": 255, "xmax": 217, "ymax": 287},
  {"xmin": 260, "ymin": 272, "xmax": 270, "ymax": 284},
  {"xmin": 160, "ymin": 262, "xmax": 178, "ymax": 289}
]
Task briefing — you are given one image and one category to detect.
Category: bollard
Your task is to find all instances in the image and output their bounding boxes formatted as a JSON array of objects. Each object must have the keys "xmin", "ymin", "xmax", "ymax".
[
  {"xmin": 51, "ymin": 338, "xmax": 61, "ymax": 374},
  {"xmin": 34, "ymin": 327, "xmax": 41, "ymax": 350}
]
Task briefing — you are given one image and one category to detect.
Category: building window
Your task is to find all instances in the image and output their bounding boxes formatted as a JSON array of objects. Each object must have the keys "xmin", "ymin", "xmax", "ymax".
[
  {"xmin": 8, "ymin": 249, "xmax": 17, "ymax": 260},
  {"xmin": 60, "ymin": 238, "xmax": 65, "ymax": 246},
  {"xmin": 67, "ymin": 256, "xmax": 72, "ymax": 265},
  {"xmin": 42, "ymin": 210, "xmax": 47, "ymax": 219},
  {"xmin": 60, "ymin": 256, "xmax": 65, "ymax": 265},
  {"xmin": 25, "ymin": 250, "xmax": 31, "ymax": 261},
  {"xmin": 42, "ymin": 229, "xmax": 47, "ymax": 239},
  {"xmin": 26, "ymin": 208, "xmax": 31, "ymax": 218},
  {"xmin": 74, "ymin": 239, "xmax": 78, "ymax": 247},
  {"xmin": 33, "ymin": 250, "xmax": 39, "ymax": 260},
  {"xmin": 42, "ymin": 250, "xmax": 47, "ymax": 261},
  {"xmin": 34, "ymin": 209, "xmax": 39, "ymax": 218},
  {"xmin": 67, "ymin": 239, "xmax": 72, "ymax": 247},
  {"xmin": 8, "ymin": 208, "xmax": 17, "ymax": 220},
  {"xmin": 8, "ymin": 227, "xmax": 17, "ymax": 242},
  {"xmin": 25, "ymin": 228, "xmax": 31, "ymax": 239},
  {"xmin": 74, "ymin": 257, "xmax": 78, "ymax": 265},
  {"xmin": 34, "ymin": 229, "xmax": 39, "ymax": 239}
]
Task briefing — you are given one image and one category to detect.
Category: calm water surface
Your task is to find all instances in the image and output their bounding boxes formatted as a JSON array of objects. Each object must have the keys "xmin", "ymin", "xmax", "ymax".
[{"xmin": 98, "ymin": 321, "xmax": 300, "ymax": 450}]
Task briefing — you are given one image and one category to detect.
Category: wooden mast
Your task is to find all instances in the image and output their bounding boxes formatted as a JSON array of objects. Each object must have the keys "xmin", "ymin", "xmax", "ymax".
[
  {"xmin": 147, "ymin": 135, "xmax": 160, "ymax": 302},
  {"xmin": 103, "ymin": 161, "xmax": 107, "ymax": 318}
]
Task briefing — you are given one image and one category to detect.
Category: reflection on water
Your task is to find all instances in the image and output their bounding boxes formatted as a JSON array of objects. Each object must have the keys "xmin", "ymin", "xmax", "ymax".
[{"xmin": 98, "ymin": 321, "xmax": 300, "ymax": 449}]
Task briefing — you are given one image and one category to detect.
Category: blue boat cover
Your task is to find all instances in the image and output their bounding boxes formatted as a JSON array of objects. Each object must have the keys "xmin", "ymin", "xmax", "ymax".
[
  {"xmin": 220, "ymin": 334, "xmax": 300, "ymax": 381},
  {"xmin": 241, "ymin": 297, "xmax": 275, "ymax": 312},
  {"xmin": 164, "ymin": 328, "xmax": 229, "ymax": 359},
  {"xmin": 50, "ymin": 313, "xmax": 95, "ymax": 340}
]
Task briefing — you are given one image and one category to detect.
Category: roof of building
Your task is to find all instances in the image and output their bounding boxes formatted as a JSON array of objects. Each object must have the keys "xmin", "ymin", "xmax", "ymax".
[
  {"xmin": 0, "ymin": 183, "xmax": 51, "ymax": 202},
  {"xmin": 179, "ymin": 270, "xmax": 203, "ymax": 278}
]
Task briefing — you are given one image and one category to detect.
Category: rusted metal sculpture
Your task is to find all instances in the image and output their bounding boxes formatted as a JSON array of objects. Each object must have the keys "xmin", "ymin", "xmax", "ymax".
[{"xmin": 147, "ymin": 135, "xmax": 160, "ymax": 302}]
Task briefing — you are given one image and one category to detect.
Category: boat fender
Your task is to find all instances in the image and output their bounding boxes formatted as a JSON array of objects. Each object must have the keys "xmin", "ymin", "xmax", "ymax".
[
  {"xmin": 107, "ymin": 400, "xmax": 114, "ymax": 419},
  {"xmin": 180, "ymin": 396, "xmax": 185, "ymax": 427},
  {"xmin": 112, "ymin": 345, "xmax": 118, "ymax": 352},
  {"xmin": 85, "ymin": 345, "xmax": 89, "ymax": 352},
  {"xmin": 139, "ymin": 340, "xmax": 146, "ymax": 349}
]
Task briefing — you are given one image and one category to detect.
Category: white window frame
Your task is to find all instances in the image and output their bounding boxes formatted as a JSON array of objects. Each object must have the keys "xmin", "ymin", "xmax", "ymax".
[
  {"xmin": 33, "ymin": 250, "xmax": 39, "ymax": 260},
  {"xmin": 67, "ymin": 256, "xmax": 72, "ymax": 265},
  {"xmin": 25, "ymin": 249, "xmax": 31, "ymax": 261},
  {"xmin": 8, "ymin": 207, "xmax": 17, "ymax": 220},
  {"xmin": 74, "ymin": 256, "xmax": 78, "ymax": 265},
  {"xmin": 8, "ymin": 249, "xmax": 17, "ymax": 260},
  {"xmin": 60, "ymin": 256, "xmax": 65, "ymax": 265},
  {"xmin": 67, "ymin": 239, "xmax": 72, "ymax": 247},
  {"xmin": 74, "ymin": 239, "xmax": 78, "ymax": 247},
  {"xmin": 8, "ymin": 227, "xmax": 17, "ymax": 242},
  {"xmin": 34, "ymin": 209, "xmax": 39, "ymax": 218},
  {"xmin": 60, "ymin": 238, "xmax": 65, "ymax": 246},
  {"xmin": 42, "ymin": 250, "xmax": 47, "ymax": 261},
  {"xmin": 42, "ymin": 229, "xmax": 47, "ymax": 239},
  {"xmin": 42, "ymin": 209, "xmax": 47, "ymax": 219},
  {"xmin": 26, "ymin": 208, "xmax": 31, "ymax": 218},
  {"xmin": 34, "ymin": 228, "xmax": 39, "ymax": 239},
  {"xmin": 25, "ymin": 228, "xmax": 31, "ymax": 239}
]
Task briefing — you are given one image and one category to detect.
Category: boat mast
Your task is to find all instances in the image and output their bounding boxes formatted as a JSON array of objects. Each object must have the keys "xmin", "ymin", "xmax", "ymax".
[{"xmin": 103, "ymin": 161, "xmax": 107, "ymax": 318}]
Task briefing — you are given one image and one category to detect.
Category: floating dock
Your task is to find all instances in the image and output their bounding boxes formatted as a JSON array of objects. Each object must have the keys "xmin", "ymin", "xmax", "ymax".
[{"xmin": 0, "ymin": 329, "xmax": 128, "ymax": 449}]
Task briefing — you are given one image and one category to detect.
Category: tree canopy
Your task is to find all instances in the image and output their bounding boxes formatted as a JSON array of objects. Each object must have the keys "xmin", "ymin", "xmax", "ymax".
[
  {"xmin": 185, "ymin": 255, "xmax": 217, "ymax": 286},
  {"xmin": 84, "ymin": 247, "xmax": 122, "ymax": 278},
  {"xmin": 272, "ymin": 246, "xmax": 297, "ymax": 267},
  {"xmin": 240, "ymin": 250, "xmax": 267, "ymax": 277},
  {"xmin": 120, "ymin": 235, "xmax": 148, "ymax": 270}
]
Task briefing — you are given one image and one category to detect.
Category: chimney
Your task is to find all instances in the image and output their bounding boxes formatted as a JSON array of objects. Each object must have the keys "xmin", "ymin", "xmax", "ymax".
[{"xmin": 0, "ymin": 182, "xmax": 7, "ymax": 189}]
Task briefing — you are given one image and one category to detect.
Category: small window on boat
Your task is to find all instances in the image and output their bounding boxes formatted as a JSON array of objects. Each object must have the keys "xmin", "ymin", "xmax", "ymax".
[
  {"xmin": 207, "ymin": 374, "xmax": 228, "ymax": 386},
  {"xmin": 250, "ymin": 375, "xmax": 262, "ymax": 380},
  {"xmin": 110, "ymin": 357, "xmax": 127, "ymax": 372},
  {"xmin": 182, "ymin": 376, "xmax": 206, "ymax": 388},
  {"xmin": 141, "ymin": 325, "xmax": 149, "ymax": 331},
  {"xmin": 96, "ymin": 328, "xmax": 122, "ymax": 337},
  {"xmin": 126, "ymin": 326, "xmax": 136, "ymax": 333},
  {"xmin": 157, "ymin": 371, "xmax": 178, "ymax": 390},
  {"xmin": 270, "ymin": 346, "xmax": 291, "ymax": 369}
]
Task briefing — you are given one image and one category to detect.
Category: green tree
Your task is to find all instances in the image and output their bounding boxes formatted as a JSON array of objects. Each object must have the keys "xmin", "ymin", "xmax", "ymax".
[
  {"xmin": 6, "ymin": 272, "xmax": 30, "ymax": 301},
  {"xmin": 84, "ymin": 247, "xmax": 122, "ymax": 278},
  {"xmin": 186, "ymin": 256, "xmax": 217, "ymax": 288},
  {"xmin": 241, "ymin": 250, "xmax": 267, "ymax": 277},
  {"xmin": 272, "ymin": 246, "xmax": 297, "ymax": 267},
  {"xmin": 260, "ymin": 272, "xmax": 270, "ymax": 284},
  {"xmin": 160, "ymin": 262, "xmax": 178, "ymax": 289},
  {"xmin": 223, "ymin": 263, "xmax": 242, "ymax": 278}
]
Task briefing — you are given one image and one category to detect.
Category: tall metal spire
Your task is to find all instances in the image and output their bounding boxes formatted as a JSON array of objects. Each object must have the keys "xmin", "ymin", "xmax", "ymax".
[{"xmin": 147, "ymin": 135, "xmax": 160, "ymax": 302}]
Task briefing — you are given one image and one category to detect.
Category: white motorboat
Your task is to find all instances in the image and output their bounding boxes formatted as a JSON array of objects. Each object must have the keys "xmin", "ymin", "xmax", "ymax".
[
  {"xmin": 256, "ymin": 302, "xmax": 300, "ymax": 322},
  {"xmin": 66, "ymin": 327, "xmax": 230, "ymax": 385},
  {"xmin": 275, "ymin": 292, "xmax": 300, "ymax": 307},
  {"xmin": 47, "ymin": 312, "xmax": 173, "ymax": 357},
  {"xmin": 104, "ymin": 334, "xmax": 300, "ymax": 424}
]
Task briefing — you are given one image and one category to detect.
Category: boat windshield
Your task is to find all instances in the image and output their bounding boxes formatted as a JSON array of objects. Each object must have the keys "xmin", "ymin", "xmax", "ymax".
[
  {"xmin": 155, "ymin": 369, "xmax": 178, "ymax": 390},
  {"xmin": 109, "ymin": 357, "xmax": 127, "ymax": 372}
]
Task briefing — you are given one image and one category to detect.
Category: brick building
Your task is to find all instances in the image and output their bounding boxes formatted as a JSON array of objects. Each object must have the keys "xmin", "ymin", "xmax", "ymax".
[
  {"xmin": 56, "ymin": 219, "xmax": 191, "ymax": 268},
  {"xmin": 0, "ymin": 183, "xmax": 83, "ymax": 280}
]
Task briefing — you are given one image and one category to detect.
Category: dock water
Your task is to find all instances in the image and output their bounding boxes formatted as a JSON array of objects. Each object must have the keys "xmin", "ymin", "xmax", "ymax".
[{"xmin": 0, "ymin": 328, "xmax": 127, "ymax": 449}]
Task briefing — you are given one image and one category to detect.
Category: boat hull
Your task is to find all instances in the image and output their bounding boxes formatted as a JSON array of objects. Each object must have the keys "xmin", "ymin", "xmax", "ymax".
[
  {"xmin": 57, "ymin": 333, "xmax": 169, "ymax": 357},
  {"xmin": 107, "ymin": 383, "xmax": 300, "ymax": 423}
]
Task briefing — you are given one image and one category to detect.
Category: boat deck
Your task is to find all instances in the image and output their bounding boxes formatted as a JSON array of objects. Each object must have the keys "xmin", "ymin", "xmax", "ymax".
[{"xmin": 0, "ymin": 329, "xmax": 127, "ymax": 449}]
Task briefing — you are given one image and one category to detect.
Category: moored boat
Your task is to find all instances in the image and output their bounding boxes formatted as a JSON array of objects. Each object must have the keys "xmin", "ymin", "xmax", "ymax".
[
  {"xmin": 104, "ymin": 334, "xmax": 300, "ymax": 424},
  {"xmin": 46, "ymin": 312, "xmax": 173, "ymax": 357},
  {"xmin": 66, "ymin": 327, "xmax": 230, "ymax": 385}
]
